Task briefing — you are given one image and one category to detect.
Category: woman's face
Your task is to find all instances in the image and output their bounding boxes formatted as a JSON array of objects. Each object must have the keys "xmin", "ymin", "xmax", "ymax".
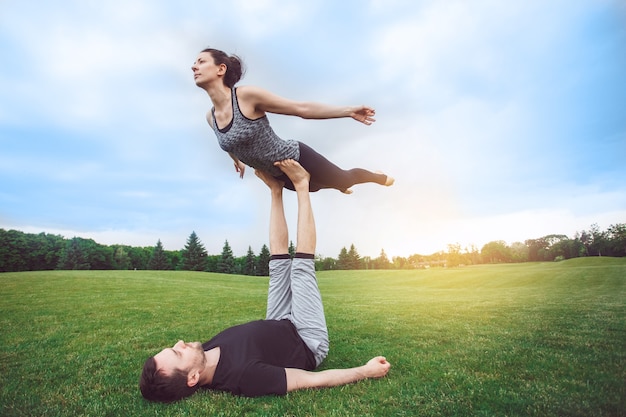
[{"xmin": 191, "ymin": 52, "xmax": 224, "ymax": 87}]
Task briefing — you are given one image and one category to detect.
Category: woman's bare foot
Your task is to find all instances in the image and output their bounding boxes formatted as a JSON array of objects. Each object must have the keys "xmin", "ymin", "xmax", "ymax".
[
  {"xmin": 254, "ymin": 169, "xmax": 284, "ymax": 191},
  {"xmin": 376, "ymin": 171, "xmax": 395, "ymax": 187},
  {"xmin": 274, "ymin": 159, "xmax": 310, "ymax": 189}
]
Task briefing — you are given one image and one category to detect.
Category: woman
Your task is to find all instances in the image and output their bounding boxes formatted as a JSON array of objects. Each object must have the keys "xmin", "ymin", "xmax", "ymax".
[{"xmin": 192, "ymin": 48, "xmax": 394, "ymax": 193}]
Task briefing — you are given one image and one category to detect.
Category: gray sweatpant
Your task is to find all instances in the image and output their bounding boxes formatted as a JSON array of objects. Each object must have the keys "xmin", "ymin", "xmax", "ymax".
[{"xmin": 266, "ymin": 256, "xmax": 329, "ymax": 367}]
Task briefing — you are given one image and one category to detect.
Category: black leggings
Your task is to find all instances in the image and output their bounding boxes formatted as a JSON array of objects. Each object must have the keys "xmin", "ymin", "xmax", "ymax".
[{"xmin": 277, "ymin": 142, "xmax": 387, "ymax": 192}]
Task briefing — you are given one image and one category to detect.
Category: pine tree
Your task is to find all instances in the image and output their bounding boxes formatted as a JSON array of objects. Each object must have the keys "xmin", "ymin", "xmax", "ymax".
[
  {"xmin": 347, "ymin": 244, "xmax": 361, "ymax": 269},
  {"xmin": 205, "ymin": 255, "xmax": 219, "ymax": 273},
  {"xmin": 181, "ymin": 231, "xmax": 208, "ymax": 271},
  {"xmin": 243, "ymin": 246, "xmax": 256, "ymax": 276},
  {"xmin": 57, "ymin": 237, "xmax": 90, "ymax": 270},
  {"xmin": 337, "ymin": 246, "xmax": 349, "ymax": 270},
  {"xmin": 217, "ymin": 240, "xmax": 235, "ymax": 274},
  {"xmin": 148, "ymin": 239, "xmax": 170, "ymax": 270},
  {"xmin": 257, "ymin": 244, "xmax": 271, "ymax": 276},
  {"xmin": 288, "ymin": 240, "xmax": 296, "ymax": 258},
  {"xmin": 375, "ymin": 248, "xmax": 390, "ymax": 269}
]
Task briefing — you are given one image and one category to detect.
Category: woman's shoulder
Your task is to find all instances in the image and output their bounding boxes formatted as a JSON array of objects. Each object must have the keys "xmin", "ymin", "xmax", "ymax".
[
  {"xmin": 235, "ymin": 85, "xmax": 276, "ymax": 118},
  {"xmin": 235, "ymin": 85, "xmax": 273, "ymax": 99}
]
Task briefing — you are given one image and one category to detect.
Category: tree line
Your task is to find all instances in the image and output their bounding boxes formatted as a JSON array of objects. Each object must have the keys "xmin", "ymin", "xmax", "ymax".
[
  {"xmin": 0, "ymin": 223, "xmax": 624, "ymax": 273},
  {"xmin": 0, "ymin": 229, "xmax": 270, "ymax": 275}
]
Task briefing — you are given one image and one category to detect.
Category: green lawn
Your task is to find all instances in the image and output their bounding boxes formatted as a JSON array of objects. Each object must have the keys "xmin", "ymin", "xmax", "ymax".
[{"xmin": 1, "ymin": 258, "xmax": 624, "ymax": 416}]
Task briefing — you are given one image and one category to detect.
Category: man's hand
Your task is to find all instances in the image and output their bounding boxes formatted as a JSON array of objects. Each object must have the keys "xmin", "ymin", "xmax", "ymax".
[{"xmin": 363, "ymin": 356, "xmax": 391, "ymax": 378}]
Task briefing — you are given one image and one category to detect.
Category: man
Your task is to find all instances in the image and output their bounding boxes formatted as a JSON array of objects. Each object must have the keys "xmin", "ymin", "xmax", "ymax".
[{"xmin": 140, "ymin": 159, "xmax": 390, "ymax": 402}]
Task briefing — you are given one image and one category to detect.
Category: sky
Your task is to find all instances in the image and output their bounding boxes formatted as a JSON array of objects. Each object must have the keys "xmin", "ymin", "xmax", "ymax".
[{"xmin": 1, "ymin": 0, "xmax": 625, "ymax": 259}]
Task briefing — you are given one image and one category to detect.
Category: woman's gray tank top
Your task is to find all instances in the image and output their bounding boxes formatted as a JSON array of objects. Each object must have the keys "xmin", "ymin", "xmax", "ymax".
[{"xmin": 211, "ymin": 88, "xmax": 300, "ymax": 176}]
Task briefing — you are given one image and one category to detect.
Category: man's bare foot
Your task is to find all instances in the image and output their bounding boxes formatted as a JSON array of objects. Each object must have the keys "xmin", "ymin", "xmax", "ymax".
[
  {"xmin": 274, "ymin": 159, "xmax": 310, "ymax": 189},
  {"xmin": 254, "ymin": 169, "xmax": 284, "ymax": 191}
]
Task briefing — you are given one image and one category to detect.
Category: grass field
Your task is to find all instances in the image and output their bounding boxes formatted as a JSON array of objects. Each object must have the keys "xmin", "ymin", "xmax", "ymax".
[{"xmin": 1, "ymin": 257, "xmax": 624, "ymax": 416}]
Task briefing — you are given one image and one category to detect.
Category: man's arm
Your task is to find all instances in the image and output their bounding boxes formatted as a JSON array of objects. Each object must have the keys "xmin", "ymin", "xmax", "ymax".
[{"xmin": 285, "ymin": 356, "xmax": 390, "ymax": 392}]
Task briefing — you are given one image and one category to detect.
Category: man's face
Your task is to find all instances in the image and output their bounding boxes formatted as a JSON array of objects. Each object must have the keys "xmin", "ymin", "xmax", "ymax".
[{"xmin": 154, "ymin": 340, "xmax": 206, "ymax": 378}]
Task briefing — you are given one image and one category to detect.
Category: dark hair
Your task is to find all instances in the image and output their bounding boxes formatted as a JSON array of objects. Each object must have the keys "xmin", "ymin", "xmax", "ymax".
[
  {"xmin": 139, "ymin": 356, "xmax": 200, "ymax": 403},
  {"xmin": 201, "ymin": 48, "xmax": 245, "ymax": 88}
]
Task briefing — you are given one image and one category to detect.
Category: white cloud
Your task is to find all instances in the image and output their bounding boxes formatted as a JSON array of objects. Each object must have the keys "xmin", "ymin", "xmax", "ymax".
[
  {"xmin": 369, "ymin": 0, "xmax": 596, "ymax": 103},
  {"xmin": 1, "ymin": 0, "xmax": 201, "ymax": 130},
  {"xmin": 232, "ymin": 0, "xmax": 314, "ymax": 39}
]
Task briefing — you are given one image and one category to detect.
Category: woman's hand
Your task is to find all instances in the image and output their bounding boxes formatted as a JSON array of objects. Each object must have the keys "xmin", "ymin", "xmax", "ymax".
[
  {"xmin": 228, "ymin": 153, "xmax": 246, "ymax": 178},
  {"xmin": 234, "ymin": 160, "xmax": 246, "ymax": 178},
  {"xmin": 350, "ymin": 106, "xmax": 376, "ymax": 125}
]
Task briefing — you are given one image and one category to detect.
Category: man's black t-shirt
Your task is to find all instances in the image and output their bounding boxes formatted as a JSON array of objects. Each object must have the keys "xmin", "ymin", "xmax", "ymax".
[{"xmin": 202, "ymin": 319, "xmax": 316, "ymax": 397}]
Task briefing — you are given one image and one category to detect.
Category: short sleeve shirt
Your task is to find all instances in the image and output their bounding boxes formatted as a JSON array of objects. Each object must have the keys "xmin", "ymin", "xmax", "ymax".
[{"xmin": 202, "ymin": 319, "xmax": 316, "ymax": 397}]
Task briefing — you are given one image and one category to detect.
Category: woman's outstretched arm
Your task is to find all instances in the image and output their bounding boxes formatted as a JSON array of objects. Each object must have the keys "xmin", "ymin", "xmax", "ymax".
[{"xmin": 237, "ymin": 86, "xmax": 376, "ymax": 125}]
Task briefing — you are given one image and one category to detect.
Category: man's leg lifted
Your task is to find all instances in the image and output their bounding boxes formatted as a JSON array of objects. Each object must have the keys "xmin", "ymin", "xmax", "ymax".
[
  {"xmin": 256, "ymin": 169, "xmax": 292, "ymax": 322},
  {"xmin": 275, "ymin": 160, "xmax": 329, "ymax": 366}
]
